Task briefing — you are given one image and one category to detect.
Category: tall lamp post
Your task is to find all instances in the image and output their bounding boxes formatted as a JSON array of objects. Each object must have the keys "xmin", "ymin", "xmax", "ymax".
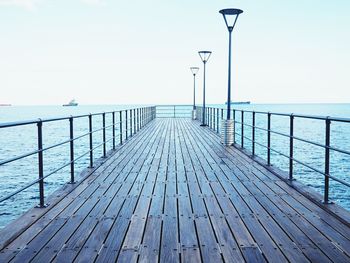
[
  {"xmin": 219, "ymin": 8, "xmax": 243, "ymax": 145},
  {"xmin": 190, "ymin": 67, "xmax": 199, "ymax": 120},
  {"xmin": 198, "ymin": 51, "xmax": 212, "ymax": 126}
]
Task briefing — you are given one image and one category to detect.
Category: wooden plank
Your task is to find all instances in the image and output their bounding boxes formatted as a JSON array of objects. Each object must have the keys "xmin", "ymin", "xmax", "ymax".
[
  {"xmin": 160, "ymin": 183, "xmax": 179, "ymax": 262},
  {"xmin": 2, "ymin": 118, "xmax": 350, "ymax": 263},
  {"xmin": 180, "ymin": 120, "xmax": 266, "ymax": 262},
  {"xmin": 0, "ymin": 118, "xmax": 161, "ymax": 260},
  {"xmin": 178, "ymin": 120, "xmax": 223, "ymax": 263},
  {"xmin": 204, "ymin": 197, "xmax": 246, "ymax": 262},
  {"xmin": 94, "ymin": 196, "xmax": 138, "ymax": 263},
  {"xmin": 184, "ymin": 119, "xmax": 296, "ymax": 262}
]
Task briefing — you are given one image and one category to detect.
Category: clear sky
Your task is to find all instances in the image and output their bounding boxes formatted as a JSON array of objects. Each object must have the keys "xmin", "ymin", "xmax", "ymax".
[{"xmin": 0, "ymin": 0, "xmax": 349, "ymax": 105}]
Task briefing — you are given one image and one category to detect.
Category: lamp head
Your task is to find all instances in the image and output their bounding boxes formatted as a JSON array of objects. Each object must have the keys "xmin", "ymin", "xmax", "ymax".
[
  {"xmin": 219, "ymin": 8, "xmax": 243, "ymax": 32},
  {"xmin": 190, "ymin": 67, "xmax": 199, "ymax": 75},
  {"xmin": 198, "ymin": 51, "xmax": 212, "ymax": 63}
]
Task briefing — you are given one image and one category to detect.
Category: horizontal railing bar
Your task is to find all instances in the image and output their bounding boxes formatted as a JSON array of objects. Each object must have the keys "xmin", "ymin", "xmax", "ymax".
[
  {"xmin": 0, "ymin": 179, "xmax": 39, "ymax": 203},
  {"xmin": 156, "ymin": 110, "xmax": 192, "ymax": 112},
  {"xmin": 156, "ymin": 116, "xmax": 191, "ymax": 118},
  {"xmin": 0, "ymin": 126, "xmax": 126, "ymax": 167},
  {"xmin": 0, "ymin": 150, "xmax": 38, "ymax": 166},
  {"xmin": 237, "ymin": 133, "xmax": 350, "ymax": 188},
  {"xmin": 235, "ymin": 134, "xmax": 326, "ymax": 176},
  {"xmin": 0, "ymin": 107, "xmax": 151, "ymax": 129},
  {"xmin": 155, "ymin": 104, "xmax": 193, "ymax": 107},
  {"xmin": 328, "ymin": 174, "xmax": 350, "ymax": 188},
  {"xmin": 202, "ymin": 106, "xmax": 350, "ymax": 123},
  {"xmin": 234, "ymin": 121, "xmax": 350, "ymax": 156},
  {"xmin": 0, "ymin": 106, "xmax": 156, "ymax": 205}
]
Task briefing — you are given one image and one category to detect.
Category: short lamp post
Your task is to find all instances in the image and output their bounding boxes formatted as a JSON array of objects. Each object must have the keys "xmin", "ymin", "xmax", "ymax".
[
  {"xmin": 198, "ymin": 51, "xmax": 212, "ymax": 126},
  {"xmin": 190, "ymin": 67, "xmax": 199, "ymax": 120},
  {"xmin": 219, "ymin": 8, "xmax": 243, "ymax": 145}
]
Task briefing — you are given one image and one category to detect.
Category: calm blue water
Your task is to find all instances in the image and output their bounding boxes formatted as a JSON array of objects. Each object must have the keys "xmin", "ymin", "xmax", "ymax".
[{"xmin": 0, "ymin": 104, "xmax": 349, "ymax": 229}]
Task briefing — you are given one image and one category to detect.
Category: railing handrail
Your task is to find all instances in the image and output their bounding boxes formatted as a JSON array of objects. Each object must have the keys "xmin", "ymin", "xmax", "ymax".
[
  {"xmin": 155, "ymin": 105, "xmax": 192, "ymax": 118},
  {"xmin": 197, "ymin": 105, "xmax": 350, "ymax": 205},
  {"xmin": 204, "ymin": 106, "xmax": 350, "ymax": 123},
  {"xmin": 155, "ymin": 104, "xmax": 193, "ymax": 107},
  {"xmin": 0, "ymin": 106, "xmax": 156, "ymax": 206},
  {"xmin": 0, "ymin": 106, "xmax": 157, "ymax": 129}
]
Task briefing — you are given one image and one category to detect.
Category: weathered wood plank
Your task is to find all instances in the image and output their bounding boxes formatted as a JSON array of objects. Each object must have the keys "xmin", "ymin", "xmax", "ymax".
[{"xmin": 1, "ymin": 118, "xmax": 350, "ymax": 263}]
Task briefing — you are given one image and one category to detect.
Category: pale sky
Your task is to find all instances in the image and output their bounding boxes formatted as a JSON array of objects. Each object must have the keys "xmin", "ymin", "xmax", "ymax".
[{"xmin": 0, "ymin": 0, "xmax": 349, "ymax": 105}]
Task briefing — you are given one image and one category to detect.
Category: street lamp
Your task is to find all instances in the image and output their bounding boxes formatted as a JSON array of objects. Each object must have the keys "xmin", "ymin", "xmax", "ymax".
[
  {"xmin": 190, "ymin": 67, "xmax": 199, "ymax": 120},
  {"xmin": 219, "ymin": 8, "xmax": 243, "ymax": 145},
  {"xmin": 198, "ymin": 51, "xmax": 212, "ymax": 126}
]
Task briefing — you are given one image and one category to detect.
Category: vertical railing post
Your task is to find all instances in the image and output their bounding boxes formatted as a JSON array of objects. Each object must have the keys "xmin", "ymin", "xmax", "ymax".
[
  {"xmin": 69, "ymin": 117, "xmax": 75, "ymax": 184},
  {"xmin": 141, "ymin": 108, "xmax": 143, "ymax": 127},
  {"xmin": 119, "ymin": 111, "xmax": 123, "ymax": 144},
  {"xmin": 137, "ymin": 108, "xmax": 139, "ymax": 131},
  {"xmin": 149, "ymin": 107, "xmax": 151, "ymax": 122},
  {"xmin": 102, "ymin": 113, "xmax": 106, "ymax": 157},
  {"xmin": 252, "ymin": 111, "xmax": 255, "ymax": 155},
  {"xmin": 134, "ymin": 109, "xmax": 136, "ymax": 134},
  {"xmin": 125, "ymin": 110, "xmax": 128, "ymax": 140},
  {"xmin": 267, "ymin": 112, "xmax": 271, "ymax": 165},
  {"xmin": 324, "ymin": 118, "xmax": 331, "ymax": 203},
  {"xmin": 207, "ymin": 108, "xmax": 209, "ymax": 126},
  {"xmin": 217, "ymin": 108, "xmax": 219, "ymax": 133},
  {"xmin": 130, "ymin": 109, "xmax": 133, "ymax": 136},
  {"xmin": 89, "ymin": 114, "xmax": 93, "ymax": 168},
  {"xmin": 112, "ymin": 112, "xmax": 116, "ymax": 150},
  {"xmin": 213, "ymin": 108, "xmax": 215, "ymax": 130},
  {"xmin": 136, "ymin": 108, "xmax": 139, "ymax": 131},
  {"xmin": 37, "ymin": 120, "xmax": 45, "ymax": 207},
  {"xmin": 203, "ymin": 107, "xmax": 204, "ymax": 123},
  {"xmin": 210, "ymin": 108, "xmax": 212, "ymax": 129},
  {"xmin": 289, "ymin": 114, "xmax": 294, "ymax": 180},
  {"xmin": 208, "ymin": 108, "xmax": 210, "ymax": 128},
  {"xmin": 241, "ymin": 111, "xmax": 244, "ymax": 148},
  {"xmin": 233, "ymin": 110, "xmax": 236, "ymax": 144}
]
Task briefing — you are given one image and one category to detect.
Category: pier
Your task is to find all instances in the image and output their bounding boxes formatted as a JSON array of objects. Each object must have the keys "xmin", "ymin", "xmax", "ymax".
[{"xmin": 0, "ymin": 106, "xmax": 350, "ymax": 262}]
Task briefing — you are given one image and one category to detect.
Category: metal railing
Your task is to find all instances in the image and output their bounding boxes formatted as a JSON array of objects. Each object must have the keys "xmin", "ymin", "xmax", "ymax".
[
  {"xmin": 0, "ymin": 106, "xmax": 156, "ymax": 207},
  {"xmin": 197, "ymin": 105, "xmax": 350, "ymax": 204},
  {"xmin": 155, "ymin": 105, "xmax": 193, "ymax": 118},
  {"xmin": 1, "ymin": 104, "xmax": 349, "ymax": 208}
]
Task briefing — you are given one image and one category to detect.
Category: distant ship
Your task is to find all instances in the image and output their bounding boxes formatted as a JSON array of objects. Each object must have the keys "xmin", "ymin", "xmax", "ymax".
[
  {"xmin": 63, "ymin": 99, "xmax": 78, "ymax": 107},
  {"xmin": 225, "ymin": 101, "xmax": 251, "ymax": 105},
  {"xmin": 0, "ymin": 104, "xmax": 11, "ymax": 106}
]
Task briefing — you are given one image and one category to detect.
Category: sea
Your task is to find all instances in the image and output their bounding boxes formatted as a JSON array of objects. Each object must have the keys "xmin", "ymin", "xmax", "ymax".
[{"xmin": 0, "ymin": 103, "xmax": 349, "ymax": 229}]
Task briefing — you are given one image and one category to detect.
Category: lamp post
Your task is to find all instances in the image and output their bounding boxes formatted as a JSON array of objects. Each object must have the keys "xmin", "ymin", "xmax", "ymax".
[
  {"xmin": 190, "ymin": 67, "xmax": 199, "ymax": 120},
  {"xmin": 198, "ymin": 51, "xmax": 212, "ymax": 126},
  {"xmin": 219, "ymin": 8, "xmax": 243, "ymax": 145}
]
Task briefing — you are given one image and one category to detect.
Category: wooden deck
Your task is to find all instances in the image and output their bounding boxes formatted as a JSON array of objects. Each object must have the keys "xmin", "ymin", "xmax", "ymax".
[{"xmin": 1, "ymin": 118, "xmax": 350, "ymax": 263}]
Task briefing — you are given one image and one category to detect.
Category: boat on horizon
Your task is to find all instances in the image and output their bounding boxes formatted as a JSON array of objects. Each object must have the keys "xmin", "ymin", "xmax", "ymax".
[
  {"xmin": 225, "ymin": 101, "xmax": 250, "ymax": 105},
  {"xmin": 0, "ymin": 103, "xmax": 11, "ymax": 106},
  {"xmin": 63, "ymin": 99, "xmax": 78, "ymax": 107}
]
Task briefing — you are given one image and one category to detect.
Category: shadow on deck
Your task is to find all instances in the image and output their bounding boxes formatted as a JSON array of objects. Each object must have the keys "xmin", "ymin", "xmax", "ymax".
[{"xmin": 1, "ymin": 118, "xmax": 350, "ymax": 263}]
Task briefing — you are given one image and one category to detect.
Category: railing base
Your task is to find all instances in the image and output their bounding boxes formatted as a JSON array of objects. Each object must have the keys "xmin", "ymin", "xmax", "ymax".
[
  {"xmin": 221, "ymin": 119, "xmax": 234, "ymax": 146},
  {"xmin": 192, "ymin": 110, "xmax": 197, "ymax": 120},
  {"xmin": 35, "ymin": 204, "xmax": 49, "ymax": 208}
]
